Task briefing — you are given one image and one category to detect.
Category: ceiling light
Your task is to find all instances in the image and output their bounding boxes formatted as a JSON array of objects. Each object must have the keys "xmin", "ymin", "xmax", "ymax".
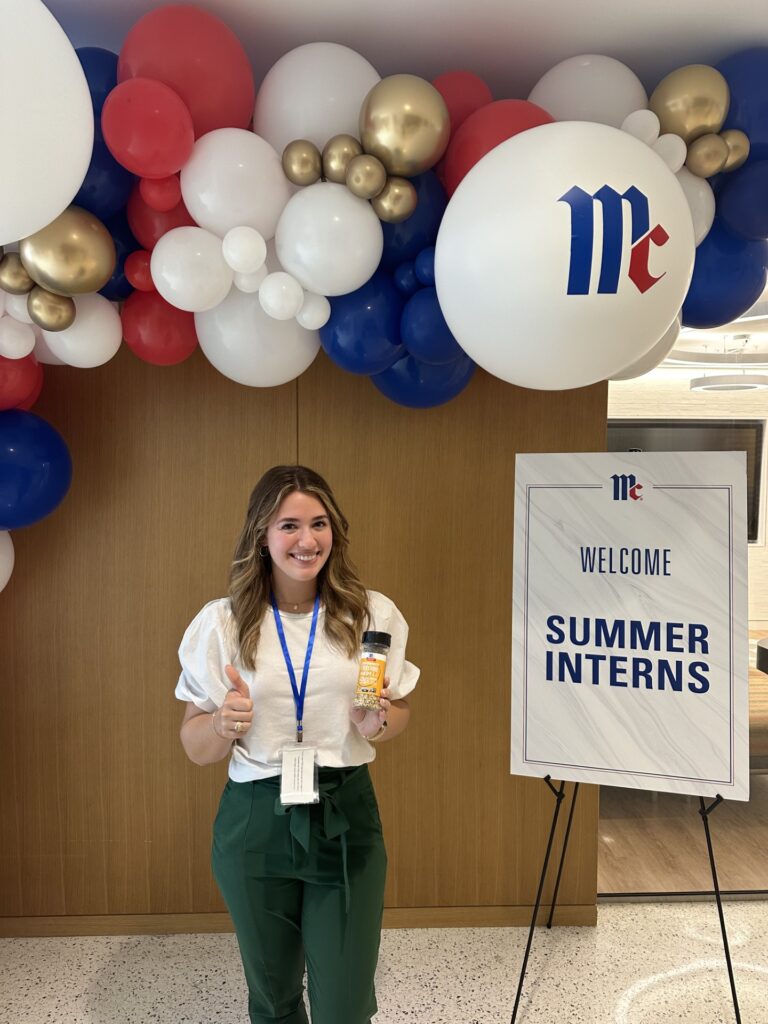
[{"xmin": 689, "ymin": 373, "xmax": 768, "ymax": 392}]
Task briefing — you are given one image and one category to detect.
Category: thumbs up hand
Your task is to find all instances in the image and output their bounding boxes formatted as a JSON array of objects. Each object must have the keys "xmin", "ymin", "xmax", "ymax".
[{"xmin": 213, "ymin": 665, "xmax": 254, "ymax": 740}]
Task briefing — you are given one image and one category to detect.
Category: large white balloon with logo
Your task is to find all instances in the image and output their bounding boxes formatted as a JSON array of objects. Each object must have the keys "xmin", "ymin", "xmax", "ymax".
[
  {"xmin": 435, "ymin": 121, "xmax": 695, "ymax": 390},
  {"xmin": 0, "ymin": 0, "xmax": 93, "ymax": 244}
]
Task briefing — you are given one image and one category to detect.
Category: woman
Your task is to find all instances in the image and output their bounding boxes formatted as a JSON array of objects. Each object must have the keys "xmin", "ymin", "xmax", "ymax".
[{"xmin": 176, "ymin": 465, "xmax": 419, "ymax": 1024}]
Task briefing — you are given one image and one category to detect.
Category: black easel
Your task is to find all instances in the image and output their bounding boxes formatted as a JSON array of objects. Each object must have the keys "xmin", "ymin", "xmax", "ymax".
[{"xmin": 510, "ymin": 782, "xmax": 742, "ymax": 1024}]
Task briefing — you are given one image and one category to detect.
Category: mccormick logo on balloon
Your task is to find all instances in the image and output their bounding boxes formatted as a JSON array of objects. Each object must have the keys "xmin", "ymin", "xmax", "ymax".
[{"xmin": 559, "ymin": 185, "xmax": 669, "ymax": 296}]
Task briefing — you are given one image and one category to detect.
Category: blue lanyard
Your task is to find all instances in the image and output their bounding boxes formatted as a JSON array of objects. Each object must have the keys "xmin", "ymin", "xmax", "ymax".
[{"xmin": 270, "ymin": 593, "xmax": 320, "ymax": 744}]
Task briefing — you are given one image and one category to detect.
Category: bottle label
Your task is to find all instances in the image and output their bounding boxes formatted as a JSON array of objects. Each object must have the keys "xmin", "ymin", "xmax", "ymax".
[{"xmin": 355, "ymin": 653, "xmax": 386, "ymax": 697}]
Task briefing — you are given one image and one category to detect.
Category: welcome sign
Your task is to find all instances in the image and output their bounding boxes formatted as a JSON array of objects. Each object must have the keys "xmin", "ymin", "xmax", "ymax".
[{"xmin": 511, "ymin": 452, "xmax": 749, "ymax": 800}]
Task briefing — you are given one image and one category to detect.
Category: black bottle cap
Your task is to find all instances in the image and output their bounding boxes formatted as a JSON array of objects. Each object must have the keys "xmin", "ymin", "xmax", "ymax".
[{"xmin": 362, "ymin": 630, "xmax": 391, "ymax": 648}]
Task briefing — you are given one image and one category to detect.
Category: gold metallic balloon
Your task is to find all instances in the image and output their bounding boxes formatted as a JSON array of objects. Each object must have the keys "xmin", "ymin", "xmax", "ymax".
[
  {"xmin": 371, "ymin": 177, "xmax": 418, "ymax": 223},
  {"xmin": 721, "ymin": 129, "xmax": 750, "ymax": 172},
  {"xmin": 345, "ymin": 154, "xmax": 387, "ymax": 199},
  {"xmin": 649, "ymin": 64, "xmax": 729, "ymax": 144},
  {"xmin": 359, "ymin": 74, "xmax": 450, "ymax": 177},
  {"xmin": 322, "ymin": 134, "xmax": 363, "ymax": 183},
  {"xmin": 27, "ymin": 286, "xmax": 76, "ymax": 332},
  {"xmin": 282, "ymin": 139, "xmax": 322, "ymax": 186},
  {"xmin": 20, "ymin": 206, "xmax": 116, "ymax": 296},
  {"xmin": 686, "ymin": 133, "xmax": 729, "ymax": 177},
  {"xmin": 0, "ymin": 252, "xmax": 35, "ymax": 294}
]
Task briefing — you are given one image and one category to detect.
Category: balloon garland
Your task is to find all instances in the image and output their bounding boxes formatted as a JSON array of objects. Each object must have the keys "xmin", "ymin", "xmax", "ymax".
[{"xmin": 5, "ymin": 1, "xmax": 768, "ymax": 591}]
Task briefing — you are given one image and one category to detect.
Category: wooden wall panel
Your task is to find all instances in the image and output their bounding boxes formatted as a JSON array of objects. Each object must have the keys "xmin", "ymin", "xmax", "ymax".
[{"xmin": 298, "ymin": 354, "xmax": 607, "ymax": 912}]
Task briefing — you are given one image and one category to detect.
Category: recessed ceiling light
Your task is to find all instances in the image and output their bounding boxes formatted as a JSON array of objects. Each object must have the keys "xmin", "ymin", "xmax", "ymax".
[{"xmin": 690, "ymin": 373, "xmax": 768, "ymax": 392}]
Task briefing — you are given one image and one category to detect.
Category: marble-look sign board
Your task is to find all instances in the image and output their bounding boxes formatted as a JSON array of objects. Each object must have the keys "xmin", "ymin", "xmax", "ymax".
[{"xmin": 511, "ymin": 452, "xmax": 749, "ymax": 800}]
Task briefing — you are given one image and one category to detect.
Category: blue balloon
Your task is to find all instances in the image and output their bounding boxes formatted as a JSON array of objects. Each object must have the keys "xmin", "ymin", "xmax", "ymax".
[
  {"xmin": 401, "ymin": 288, "xmax": 464, "ymax": 365},
  {"xmin": 74, "ymin": 131, "xmax": 135, "ymax": 222},
  {"xmin": 372, "ymin": 353, "xmax": 475, "ymax": 409},
  {"xmin": 717, "ymin": 160, "xmax": 768, "ymax": 240},
  {"xmin": 76, "ymin": 47, "xmax": 118, "ymax": 116},
  {"xmin": 380, "ymin": 172, "xmax": 447, "ymax": 270},
  {"xmin": 682, "ymin": 219, "xmax": 768, "ymax": 329},
  {"xmin": 319, "ymin": 271, "xmax": 405, "ymax": 374},
  {"xmin": 393, "ymin": 261, "xmax": 420, "ymax": 296},
  {"xmin": 0, "ymin": 411, "xmax": 72, "ymax": 529},
  {"xmin": 99, "ymin": 209, "xmax": 140, "ymax": 301},
  {"xmin": 414, "ymin": 247, "xmax": 435, "ymax": 286},
  {"xmin": 717, "ymin": 48, "xmax": 768, "ymax": 163}
]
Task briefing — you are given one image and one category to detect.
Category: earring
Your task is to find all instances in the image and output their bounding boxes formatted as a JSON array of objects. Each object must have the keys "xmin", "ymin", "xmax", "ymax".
[{"xmin": 259, "ymin": 546, "xmax": 269, "ymax": 558}]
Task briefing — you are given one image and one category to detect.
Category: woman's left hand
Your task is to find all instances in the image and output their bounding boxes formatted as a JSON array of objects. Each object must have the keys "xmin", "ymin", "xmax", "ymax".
[{"xmin": 350, "ymin": 679, "xmax": 391, "ymax": 738}]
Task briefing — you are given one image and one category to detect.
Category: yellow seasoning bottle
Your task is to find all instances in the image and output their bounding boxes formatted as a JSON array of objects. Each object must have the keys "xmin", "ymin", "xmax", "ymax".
[{"xmin": 352, "ymin": 631, "xmax": 391, "ymax": 710}]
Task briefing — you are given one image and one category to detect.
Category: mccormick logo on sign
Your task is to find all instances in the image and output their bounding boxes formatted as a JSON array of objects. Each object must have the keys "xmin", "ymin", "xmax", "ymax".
[
  {"xmin": 559, "ymin": 186, "xmax": 669, "ymax": 296},
  {"xmin": 611, "ymin": 473, "xmax": 643, "ymax": 501}
]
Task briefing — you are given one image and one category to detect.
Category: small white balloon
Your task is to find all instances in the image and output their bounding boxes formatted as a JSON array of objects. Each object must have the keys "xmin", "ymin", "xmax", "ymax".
[
  {"xmin": 611, "ymin": 316, "xmax": 681, "ymax": 380},
  {"xmin": 296, "ymin": 292, "xmax": 331, "ymax": 330},
  {"xmin": 0, "ymin": 531, "xmax": 14, "ymax": 593},
  {"xmin": 151, "ymin": 226, "xmax": 233, "ymax": 312},
  {"xmin": 676, "ymin": 166, "xmax": 716, "ymax": 246},
  {"xmin": 529, "ymin": 55, "xmax": 648, "ymax": 128},
  {"xmin": 4, "ymin": 291, "xmax": 34, "ymax": 324},
  {"xmin": 42, "ymin": 293, "xmax": 121, "ymax": 368},
  {"xmin": 621, "ymin": 109, "xmax": 660, "ymax": 146},
  {"xmin": 0, "ymin": 315, "xmax": 35, "ymax": 358},
  {"xmin": 258, "ymin": 272, "xmax": 304, "ymax": 320},
  {"xmin": 33, "ymin": 324, "xmax": 66, "ymax": 365},
  {"xmin": 222, "ymin": 226, "xmax": 267, "ymax": 274},
  {"xmin": 276, "ymin": 182, "xmax": 383, "ymax": 296},
  {"xmin": 234, "ymin": 265, "xmax": 268, "ymax": 293},
  {"xmin": 653, "ymin": 133, "xmax": 687, "ymax": 173},
  {"xmin": 195, "ymin": 286, "xmax": 320, "ymax": 387}
]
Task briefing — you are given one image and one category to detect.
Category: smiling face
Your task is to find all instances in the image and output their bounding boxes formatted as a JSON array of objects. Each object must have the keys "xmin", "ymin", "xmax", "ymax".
[{"xmin": 264, "ymin": 490, "xmax": 333, "ymax": 596}]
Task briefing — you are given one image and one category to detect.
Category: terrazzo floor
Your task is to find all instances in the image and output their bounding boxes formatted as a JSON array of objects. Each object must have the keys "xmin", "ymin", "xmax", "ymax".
[{"xmin": 1, "ymin": 902, "xmax": 766, "ymax": 1023}]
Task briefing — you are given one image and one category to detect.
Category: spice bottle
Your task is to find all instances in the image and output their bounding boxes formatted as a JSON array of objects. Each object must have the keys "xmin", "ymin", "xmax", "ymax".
[{"xmin": 352, "ymin": 631, "xmax": 391, "ymax": 710}]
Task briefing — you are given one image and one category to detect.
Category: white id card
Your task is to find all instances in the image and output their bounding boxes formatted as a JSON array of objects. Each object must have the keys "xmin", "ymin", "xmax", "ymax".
[{"xmin": 280, "ymin": 745, "xmax": 320, "ymax": 805}]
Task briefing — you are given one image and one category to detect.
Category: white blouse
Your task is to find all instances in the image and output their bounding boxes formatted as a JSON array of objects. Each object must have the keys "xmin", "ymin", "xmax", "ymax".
[{"xmin": 175, "ymin": 590, "xmax": 420, "ymax": 781}]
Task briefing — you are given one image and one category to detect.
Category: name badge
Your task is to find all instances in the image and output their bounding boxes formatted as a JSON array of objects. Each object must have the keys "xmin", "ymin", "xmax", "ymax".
[{"xmin": 280, "ymin": 745, "xmax": 319, "ymax": 805}]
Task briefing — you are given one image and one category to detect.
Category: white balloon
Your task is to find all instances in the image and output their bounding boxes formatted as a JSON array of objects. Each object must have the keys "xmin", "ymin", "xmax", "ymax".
[
  {"xmin": 0, "ymin": 532, "xmax": 14, "ymax": 593},
  {"xmin": 259, "ymin": 272, "xmax": 304, "ymax": 320},
  {"xmin": 611, "ymin": 316, "xmax": 681, "ymax": 380},
  {"xmin": 653, "ymin": 134, "xmax": 687, "ymax": 174},
  {"xmin": 151, "ymin": 227, "xmax": 233, "ymax": 312},
  {"xmin": 180, "ymin": 129, "xmax": 291, "ymax": 240},
  {"xmin": 435, "ymin": 121, "xmax": 695, "ymax": 391},
  {"xmin": 4, "ymin": 292, "xmax": 33, "ymax": 324},
  {"xmin": 234, "ymin": 266, "xmax": 268, "ymax": 293},
  {"xmin": 195, "ymin": 287, "xmax": 320, "ymax": 387},
  {"xmin": 529, "ymin": 55, "xmax": 648, "ymax": 128},
  {"xmin": 276, "ymin": 183, "xmax": 382, "ymax": 296},
  {"xmin": 254, "ymin": 42, "xmax": 380, "ymax": 155},
  {"xmin": 222, "ymin": 226, "xmax": 267, "ymax": 274},
  {"xmin": 676, "ymin": 167, "xmax": 716, "ymax": 246},
  {"xmin": 621, "ymin": 109, "xmax": 660, "ymax": 146},
  {"xmin": 33, "ymin": 324, "xmax": 66, "ymax": 365},
  {"xmin": 42, "ymin": 293, "xmax": 122, "ymax": 368},
  {"xmin": 0, "ymin": 0, "xmax": 93, "ymax": 244},
  {"xmin": 0, "ymin": 316, "xmax": 35, "ymax": 358},
  {"xmin": 297, "ymin": 292, "xmax": 331, "ymax": 330}
]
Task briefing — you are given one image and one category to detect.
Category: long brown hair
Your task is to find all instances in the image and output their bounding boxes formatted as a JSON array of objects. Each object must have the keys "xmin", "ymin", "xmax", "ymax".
[{"xmin": 229, "ymin": 466, "xmax": 369, "ymax": 669}]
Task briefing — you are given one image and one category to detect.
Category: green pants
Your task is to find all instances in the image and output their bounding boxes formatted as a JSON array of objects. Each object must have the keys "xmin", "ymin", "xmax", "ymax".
[{"xmin": 212, "ymin": 764, "xmax": 388, "ymax": 1024}]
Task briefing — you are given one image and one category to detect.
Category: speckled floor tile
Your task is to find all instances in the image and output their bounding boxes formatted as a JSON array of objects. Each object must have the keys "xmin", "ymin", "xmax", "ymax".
[{"xmin": 1, "ymin": 903, "xmax": 765, "ymax": 1022}]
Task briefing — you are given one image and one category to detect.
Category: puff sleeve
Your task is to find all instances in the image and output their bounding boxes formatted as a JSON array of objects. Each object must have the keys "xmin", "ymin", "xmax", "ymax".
[
  {"xmin": 175, "ymin": 599, "xmax": 235, "ymax": 712},
  {"xmin": 368, "ymin": 591, "xmax": 420, "ymax": 700}
]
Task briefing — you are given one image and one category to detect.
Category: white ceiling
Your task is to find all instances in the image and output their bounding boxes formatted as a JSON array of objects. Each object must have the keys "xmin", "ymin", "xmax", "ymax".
[{"xmin": 44, "ymin": 0, "xmax": 768, "ymax": 97}]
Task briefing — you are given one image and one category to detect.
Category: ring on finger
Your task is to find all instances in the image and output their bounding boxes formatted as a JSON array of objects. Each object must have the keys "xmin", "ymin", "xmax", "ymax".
[{"xmin": 234, "ymin": 721, "xmax": 244, "ymax": 734}]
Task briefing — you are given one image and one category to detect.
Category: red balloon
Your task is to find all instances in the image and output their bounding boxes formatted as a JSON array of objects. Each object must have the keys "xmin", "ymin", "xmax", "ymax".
[
  {"xmin": 16, "ymin": 363, "xmax": 44, "ymax": 410},
  {"xmin": 126, "ymin": 184, "xmax": 195, "ymax": 250},
  {"xmin": 118, "ymin": 5, "xmax": 255, "ymax": 138},
  {"xmin": 139, "ymin": 174, "xmax": 182, "ymax": 212},
  {"xmin": 121, "ymin": 290, "xmax": 199, "ymax": 366},
  {"xmin": 443, "ymin": 99, "xmax": 554, "ymax": 196},
  {"xmin": 0, "ymin": 353, "xmax": 40, "ymax": 411},
  {"xmin": 124, "ymin": 250, "xmax": 155, "ymax": 292},
  {"xmin": 102, "ymin": 78, "xmax": 194, "ymax": 178},
  {"xmin": 432, "ymin": 71, "xmax": 493, "ymax": 136}
]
